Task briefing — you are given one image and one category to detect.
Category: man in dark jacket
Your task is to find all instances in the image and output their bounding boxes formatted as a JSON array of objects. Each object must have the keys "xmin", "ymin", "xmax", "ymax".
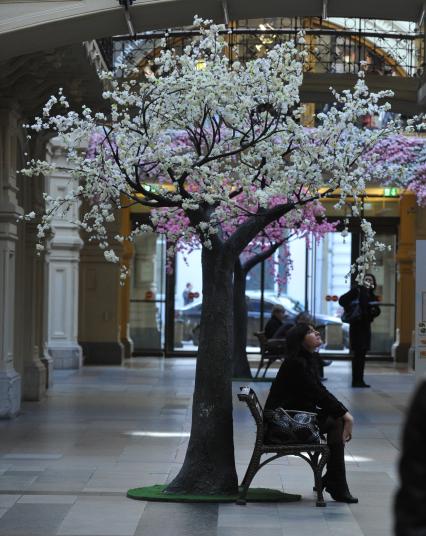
[
  {"xmin": 394, "ymin": 380, "xmax": 426, "ymax": 536},
  {"xmin": 264, "ymin": 304, "xmax": 286, "ymax": 339}
]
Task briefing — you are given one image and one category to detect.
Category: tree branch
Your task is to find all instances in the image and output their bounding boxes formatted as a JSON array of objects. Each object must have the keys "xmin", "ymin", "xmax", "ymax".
[{"xmin": 242, "ymin": 237, "xmax": 286, "ymax": 273}]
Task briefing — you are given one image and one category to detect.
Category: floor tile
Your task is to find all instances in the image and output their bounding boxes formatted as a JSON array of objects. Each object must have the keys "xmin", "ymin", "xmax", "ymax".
[
  {"xmin": 0, "ymin": 504, "xmax": 70, "ymax": 535},
  {"xmin": 134, "ymin": 502, "xmax": 217, "ymax": 536},
  {"xmin": 18, "ymin": 495, "xmax": 77, "ymax": 504},
  {"xmin": 57, "ymin": 496, "xmax": 144, "ymax": 536}
]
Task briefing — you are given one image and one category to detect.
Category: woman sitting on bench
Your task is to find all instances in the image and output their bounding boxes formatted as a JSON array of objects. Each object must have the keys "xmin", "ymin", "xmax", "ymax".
[{"xmin": 264, "ymin": 323, "xmax": 358, "ymax": 504}]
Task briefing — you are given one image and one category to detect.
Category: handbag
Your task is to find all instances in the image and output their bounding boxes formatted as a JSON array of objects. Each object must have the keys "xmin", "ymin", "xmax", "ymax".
[
  {"xmin": 264, "ymin": 407, "xmax": 321, "ymax": 445},
  {"xmin": 341, "ymin": 289, "xmax": 362, "ymax": 324}
]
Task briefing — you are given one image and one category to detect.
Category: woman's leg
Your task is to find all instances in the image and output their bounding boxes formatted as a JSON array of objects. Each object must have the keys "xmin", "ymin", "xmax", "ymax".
[
  {"xmin": 320, "ymin": 416, "xmax": 358, "ymax": 502},
  {"xmin": 352, "ymin": 348, "xmax": 369, "ymax": 387},
  {"xmin": 320, "ymin": 417, "xmax": 346, "ymax": 487}
]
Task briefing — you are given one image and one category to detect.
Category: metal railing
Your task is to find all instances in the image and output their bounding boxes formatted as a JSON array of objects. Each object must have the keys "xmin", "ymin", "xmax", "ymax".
[
  {"xmin": 111, "ymin": 17, "xmax": 424, "ymax": 78},
  {"xmin": 96, "ymin": 37, "xmax": 114, "ymax": 70}
]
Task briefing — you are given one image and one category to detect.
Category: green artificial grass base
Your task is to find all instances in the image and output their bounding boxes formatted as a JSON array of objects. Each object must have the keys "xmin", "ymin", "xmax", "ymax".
[{"xmin": 127, "ymin": 484, "xmax": 301, "ymax": 503}]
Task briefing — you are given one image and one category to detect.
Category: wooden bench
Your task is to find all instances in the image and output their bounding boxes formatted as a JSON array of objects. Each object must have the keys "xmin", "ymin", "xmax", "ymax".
[
  {"xmin": 237, "ymin": 386, "xmax": 330, "ymax": 507},
  {"xmin": 253, "ymin": 331, "xmax": 286, "ymax": 378}
]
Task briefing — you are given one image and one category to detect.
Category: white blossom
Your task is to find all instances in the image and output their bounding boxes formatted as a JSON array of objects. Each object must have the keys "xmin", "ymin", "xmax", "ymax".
[{"xmin": 104, "ymin": 250, "xmax": 119, "ymax": 263}]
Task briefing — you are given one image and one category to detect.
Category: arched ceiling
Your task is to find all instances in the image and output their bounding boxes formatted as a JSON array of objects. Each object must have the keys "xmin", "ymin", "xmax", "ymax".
[{"xmin": 0, "ymin": 0, "xmax": 424, "ymax": 62}]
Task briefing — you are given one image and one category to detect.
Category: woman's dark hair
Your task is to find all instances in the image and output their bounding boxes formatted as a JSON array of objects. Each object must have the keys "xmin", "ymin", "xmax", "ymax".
[
  {"xmin": 296, "ymin": 311, "xmax": 313, "ymax": 325},
  {"xmin": 286, "ymin": 323, "xmax": 312, "ymax": 358},
  {"xmin": 364, "ymin": 273, "xmax": 377, "ymax": 290}
]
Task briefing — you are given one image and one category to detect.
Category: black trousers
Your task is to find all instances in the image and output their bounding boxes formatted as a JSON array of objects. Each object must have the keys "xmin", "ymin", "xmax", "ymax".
[
  {"xmin": 319, "ymin": 415, "xmax": 349, "ymax": 491},
  {"xmin": 352, "ymin": 348, "xmax": 367, "ymax": 385}
]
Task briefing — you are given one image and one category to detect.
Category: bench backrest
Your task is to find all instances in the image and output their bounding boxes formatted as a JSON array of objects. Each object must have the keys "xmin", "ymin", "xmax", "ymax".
[
  {"xmin": 253, "ymin": 331, "xmax": 268, "ymax": 354},
  {"xmin": 238, "ymin": 386, "xmax": 264, "ymax": 439}
]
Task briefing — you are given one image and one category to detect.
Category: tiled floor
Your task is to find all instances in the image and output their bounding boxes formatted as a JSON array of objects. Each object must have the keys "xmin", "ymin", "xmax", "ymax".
[{"xmin": 0, "ymin": 358, "xmax": 415, "ymax": 535}]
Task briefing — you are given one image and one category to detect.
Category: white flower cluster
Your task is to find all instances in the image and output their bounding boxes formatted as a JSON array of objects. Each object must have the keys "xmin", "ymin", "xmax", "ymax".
[{"xmin": 352, "ymin": 219, "xmax": 390, "ymax": 284}]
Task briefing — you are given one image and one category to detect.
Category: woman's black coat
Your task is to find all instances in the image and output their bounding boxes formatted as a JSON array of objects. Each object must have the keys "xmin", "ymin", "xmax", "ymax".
[
  {"xmin": 264, "ymin": 348, "xmax": 347, "ymax": 419},
  {"xmin": 394, "ymin": 380, "xmax": 426, "ymax": 536},
  {"xmin": 339, "ymin": 286, "xmax": 381, "ymax": 351}
]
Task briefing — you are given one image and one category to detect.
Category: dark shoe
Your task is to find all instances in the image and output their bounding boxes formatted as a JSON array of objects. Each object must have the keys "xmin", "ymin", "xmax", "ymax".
[
  {"xmin": 352, "ymin": 382, "xmax": 370, "ymax": 388},
  {"xmin": 325, "ymin": 487, "xmax": 359, "ymax": 503}
]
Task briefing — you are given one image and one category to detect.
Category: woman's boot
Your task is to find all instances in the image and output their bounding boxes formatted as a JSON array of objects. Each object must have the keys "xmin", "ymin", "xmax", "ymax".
[{"xmin": 325, "ymin": 441, "xmax": 358, "ymax": 503}]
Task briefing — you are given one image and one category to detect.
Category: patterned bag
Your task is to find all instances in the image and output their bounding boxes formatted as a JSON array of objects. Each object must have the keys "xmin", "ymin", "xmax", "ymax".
[
  {"xmin": 264, "ymin": 407, "xmax": 321, "ymax": 445},
  {"xmin": 341, "ymin": 299, "xmax": 362, "ymax": 324}
]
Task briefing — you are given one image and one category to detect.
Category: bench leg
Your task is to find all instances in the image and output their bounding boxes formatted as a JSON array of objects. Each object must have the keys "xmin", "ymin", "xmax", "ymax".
[
  {"xmin": 254, "ymin": 357, "xmax": 265, "ymax": 379},
  {"xmin": 312, "ymin": 451, "xmax": 329, "ymax": 507},
  {"xmin": 237, "ymin": 452, "xmax": 261, "ymax": 505},
  {"xmin": 262, "ymin": 358, "xmax": 275, "ymax": 377}
]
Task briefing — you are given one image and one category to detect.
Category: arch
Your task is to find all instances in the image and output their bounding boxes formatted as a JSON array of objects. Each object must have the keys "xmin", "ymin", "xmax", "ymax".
[{"xmin": 0, "ymin": 0, "xmax": 424, "ymax": 62}]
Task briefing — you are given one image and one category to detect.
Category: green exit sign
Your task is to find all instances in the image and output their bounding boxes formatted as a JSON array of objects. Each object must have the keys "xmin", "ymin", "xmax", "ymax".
[{"xmin": 383, "ymin": 187, "xmax": 399, "ymax": 197}]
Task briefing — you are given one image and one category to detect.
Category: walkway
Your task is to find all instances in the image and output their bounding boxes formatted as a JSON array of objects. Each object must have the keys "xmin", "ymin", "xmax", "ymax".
[{"xmin": 0, "ymin": 358, "xmax": 414, "ymax": 536}]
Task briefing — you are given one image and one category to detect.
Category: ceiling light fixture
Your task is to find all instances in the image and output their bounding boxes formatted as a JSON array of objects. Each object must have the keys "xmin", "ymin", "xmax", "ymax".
[
  {"xmin": 118, "ymin": 0, "xmax": 136, "ymax": 37},
  {"xmin": 322, "ymin": 0, "xmax": 328, "ymax": 20},
  {"xmin": 222, "ymin": 0, "xmax": 230, "ymax": 26}
]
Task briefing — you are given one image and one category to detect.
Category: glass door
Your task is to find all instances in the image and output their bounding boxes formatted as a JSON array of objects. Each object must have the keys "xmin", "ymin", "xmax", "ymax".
[
  {"xmin": 367, "ymin": 233, "xmax": 396, "ymax": 354},
  {"xmin": 173, "ymin": 248, "xmax": 202, "ymax": 351},
  {"xmin": 130, "ymin": 233, "xmax": 166, "ymax": 354},
  {"xmin": 307, "ymin": 232, "xmax": 352, "ymax": 353},
  {"xmin": 307, "ymin": 227, "xmax": 397, "ymax": 356}
]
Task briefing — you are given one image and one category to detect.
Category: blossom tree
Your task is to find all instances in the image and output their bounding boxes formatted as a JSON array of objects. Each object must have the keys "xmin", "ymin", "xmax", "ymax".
[
  {"xmin": 363, "ymin": 134, "xmax": 426, "ymax": 204},
  {"xmin": 21, "ymin": 19, "xmax": 409, "ymax": 495}
]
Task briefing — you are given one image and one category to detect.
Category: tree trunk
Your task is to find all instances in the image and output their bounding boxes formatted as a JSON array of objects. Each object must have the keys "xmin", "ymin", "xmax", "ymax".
[
  {"xmin": 166, "ymin": 243, "xmax": 238, "ymax": 495},
  {"xmin": 232, "ymin": 258, "xmax": 252, "ymax": 378}
]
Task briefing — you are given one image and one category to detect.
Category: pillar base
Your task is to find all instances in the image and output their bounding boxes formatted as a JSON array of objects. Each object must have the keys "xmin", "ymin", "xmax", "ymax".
[
  {"xmin": 0, "ymin": 369, "xmax": 21, "ymax": 419},
  {"xmin": 121, "ymin": 337, "xmax": 134, "ymax": 359},
  {"xmin": 392, "ymin": 342, "xmax": 410, "ymax": 364},
  {"xmin": 40, "ymin": 353, "xmax": 54, "ymax": 388},
  {"xmin": 80, "ymin": 342, "xmax": 124, "ymax": 365},
  {"xmin": 131, "ymin": 328, "xmax": 161, "ymax": 350},
  {"xmin": 49, "ymin": 344, "xmax": 83, "ymax": 370},
  {"xmin": 23, "ymin": 359, "xmax": 47, "ymax": 401}
]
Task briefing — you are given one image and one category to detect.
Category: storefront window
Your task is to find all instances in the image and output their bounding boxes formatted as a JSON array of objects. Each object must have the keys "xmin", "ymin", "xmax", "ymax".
[
  {"xmin": 173, "ymin": 249, "xmax": 202, "ymax": 351},
  {"xmin": 130, "ymin": 233, "xmax": 166, "ymax": 353},
  {"xmin": 368, "ymin": 233, "xmax": 396, "ymax": 354}
]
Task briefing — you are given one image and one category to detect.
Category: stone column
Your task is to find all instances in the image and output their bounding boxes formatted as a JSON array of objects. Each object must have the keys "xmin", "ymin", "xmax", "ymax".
[
  {"xmin": 13, "ymin": 133, "xmax": 49, "ymax": 400},
  {"xmin": 40, "ymin": 257, "xmax": 53, "ymax": 387},
  {"xmin": 78, "ymin": 206, "xmax": 124, "ymax": 365},
  {"xmin": 45, "ymin": 140, "xmax": 83, "ymax": 369},
  {"xmin": 0, "ymin": 107, "xmax": 21, "ymax": 417},
  {"xmin": 20, "ymin": 224, "xmax": 47, "ymax": 400},
  {"xmin": 393, "ymin": 192, "xmax": 416, "ymax": 363},
  {"xmin": 130, "ymin": 233, "xmax": 160, "ymax": 349}
]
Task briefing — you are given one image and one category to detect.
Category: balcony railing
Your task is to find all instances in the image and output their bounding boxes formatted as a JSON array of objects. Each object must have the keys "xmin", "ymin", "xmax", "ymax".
[
  {"xmin": 111, "ymin": 17, "xmax": 424, "ymax": 78},
  {"xmin": 96, "ymin": 37, "xmax": 114, "ymax": 71}
]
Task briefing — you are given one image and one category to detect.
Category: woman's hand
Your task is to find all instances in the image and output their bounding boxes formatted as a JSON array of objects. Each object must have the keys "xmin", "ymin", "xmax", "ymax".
[{"xmin": 342, "ymin": 412, "xmax": 354, "ymax": 443}]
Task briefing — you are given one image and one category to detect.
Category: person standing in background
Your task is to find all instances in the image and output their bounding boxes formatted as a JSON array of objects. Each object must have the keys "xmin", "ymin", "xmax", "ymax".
[
  {"xmin": 339, "ymin": 273, "xmax": 381, "ymax": 388},
  {"xmin": 182, "ymin": 282, "xmax": 194, "ymax": 305}
]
